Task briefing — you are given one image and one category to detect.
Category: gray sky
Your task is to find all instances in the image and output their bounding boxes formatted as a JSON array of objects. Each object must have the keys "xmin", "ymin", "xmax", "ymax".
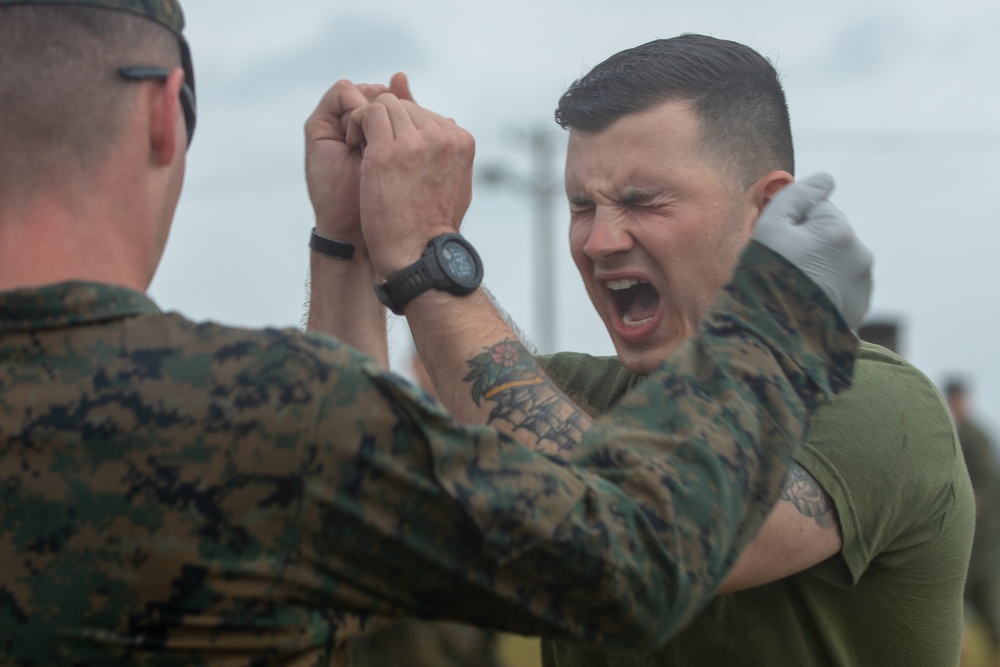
[{"xmin": 150, "ymin": 0, "xmax": 1000, "ymax": 438}]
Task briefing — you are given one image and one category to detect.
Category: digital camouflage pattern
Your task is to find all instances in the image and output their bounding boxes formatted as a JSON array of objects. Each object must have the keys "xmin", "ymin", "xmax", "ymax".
[
  {"xmin": 0, "ymin": 0, "xmax": 185, "ymax": 34},
  {"xmin": 0, "ymin": 241, "xmax": 855, "ymax": 666}
]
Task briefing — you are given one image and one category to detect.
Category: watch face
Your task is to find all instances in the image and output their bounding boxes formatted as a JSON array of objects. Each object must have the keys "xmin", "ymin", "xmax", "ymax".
[{"xmin": 441, "ymin": 240, "xmax": 478, "ymax": 284}]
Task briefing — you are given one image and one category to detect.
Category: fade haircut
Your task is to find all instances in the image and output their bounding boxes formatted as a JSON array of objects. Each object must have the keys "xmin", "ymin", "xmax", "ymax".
[
  {"xmin": 555, "ymin": 34, "xmax": 794, "ymax": 187},
  {"xmin": 0, "ymin": 5, "xmax": 178, "ymax": 197}
]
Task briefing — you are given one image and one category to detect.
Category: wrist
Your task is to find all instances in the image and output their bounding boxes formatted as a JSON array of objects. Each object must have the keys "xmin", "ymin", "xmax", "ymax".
[
  {"xmin": 370, "ymin": 245, "xmax": 425, "ymax": 280},
  {"xmin": 310, "ymin": 228, "xmax": 358, "ymax": 260},
  {"xmin": 370, "ymin": 229, "xmax": 458, "ymax": 276},
  {"xmin": 406, "ymin": 286, "xmax": 490, "ymax": 329},
  {"xmin": 373, "ymin": 233, "xmax": 484, "ymax": 315},
  {"xmin": 313, "ymin": 215, "xmax": 366, "ymax": 244}
]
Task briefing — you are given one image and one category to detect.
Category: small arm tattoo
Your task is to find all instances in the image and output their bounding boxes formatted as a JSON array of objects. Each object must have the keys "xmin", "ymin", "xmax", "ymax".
[
  {"xmin": 781, "ymin": 462, "xmax": 836, "ymax": 529},
  {"xmin": 464, "ymin": 339, "xmax": 586, "ymax": 457}
]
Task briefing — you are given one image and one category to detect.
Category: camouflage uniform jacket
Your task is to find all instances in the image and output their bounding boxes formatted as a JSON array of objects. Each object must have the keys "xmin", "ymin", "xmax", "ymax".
[{"xmin": 0, "ymin": 242, "xmax": 855, "ymax": 666}]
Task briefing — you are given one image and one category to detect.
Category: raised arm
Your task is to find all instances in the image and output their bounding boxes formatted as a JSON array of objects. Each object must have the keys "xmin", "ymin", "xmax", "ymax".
[
  {"xmin": 351, "ymin": 92, "xmax": 592, "ymax": 456},
  {"xmin": 303, "ymin": 75, "xmax": 414, "ymax": 367}
]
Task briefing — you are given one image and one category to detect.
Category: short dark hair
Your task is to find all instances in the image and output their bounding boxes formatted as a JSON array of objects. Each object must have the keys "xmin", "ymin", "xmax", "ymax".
[
  {"xmin": 0, "ymin": 5, "xmax": 178, "ymax": 197},
  {"xmin": 555, "ymin": 34, "xmax": 794, "ymax": 186}
]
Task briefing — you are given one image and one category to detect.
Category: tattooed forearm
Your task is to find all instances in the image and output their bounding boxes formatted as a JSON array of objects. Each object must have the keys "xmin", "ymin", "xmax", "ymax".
[
  {"xmin": 781, "ymin": 463, "xmax": 836, "ymax": 529},
  {"xmin": 464, "ymin": 339, "xmax": 588, "ymax": 458}
]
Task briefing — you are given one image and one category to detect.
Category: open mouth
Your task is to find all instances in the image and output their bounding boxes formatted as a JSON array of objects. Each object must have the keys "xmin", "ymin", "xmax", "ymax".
[{"xmin": 607, "ymin": 278, "xmax": 660, "ymax": 329}]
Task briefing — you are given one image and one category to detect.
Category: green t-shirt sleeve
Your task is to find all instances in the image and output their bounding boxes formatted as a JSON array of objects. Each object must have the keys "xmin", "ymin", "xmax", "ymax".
[
  {"xmin": 537, "ymin": 352, "xmax": 640, "ymax": 415},
  {"xmin": 799, "ymin": 342, "xmax": 966, "ymax": 587}
]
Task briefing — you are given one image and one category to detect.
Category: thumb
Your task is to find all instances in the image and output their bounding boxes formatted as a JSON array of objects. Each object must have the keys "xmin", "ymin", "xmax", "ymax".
[{"xmin": 390, "ymin": 72, "xmax": 416, "ymax": 104}]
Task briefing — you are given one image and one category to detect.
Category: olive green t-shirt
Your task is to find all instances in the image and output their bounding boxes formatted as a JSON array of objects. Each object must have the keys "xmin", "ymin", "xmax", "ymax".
[{"xmin": 540, "ymin": 342, "xmax": 975, "ymax": 666}]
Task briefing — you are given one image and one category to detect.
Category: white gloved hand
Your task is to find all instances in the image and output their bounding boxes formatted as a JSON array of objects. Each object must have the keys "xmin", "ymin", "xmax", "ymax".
[{"xmin": 752, "ymin": 173, "xmax": 873, "ymax": 331}]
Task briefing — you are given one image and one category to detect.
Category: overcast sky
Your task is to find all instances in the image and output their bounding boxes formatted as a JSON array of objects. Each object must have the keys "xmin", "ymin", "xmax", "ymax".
[{"xmin": 150, "ymin": 0, "xmax": 1000, "ymax": 439}]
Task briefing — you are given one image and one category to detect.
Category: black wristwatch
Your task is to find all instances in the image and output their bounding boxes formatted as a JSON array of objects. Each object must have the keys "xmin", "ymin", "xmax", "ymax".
[{"xmin": 374, "ymin": 233, "xmax": 484, "ymax": 315}]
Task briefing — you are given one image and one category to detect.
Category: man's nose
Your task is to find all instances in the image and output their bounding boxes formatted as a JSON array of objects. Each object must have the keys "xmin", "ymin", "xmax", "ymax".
[{"xmin": 583, "ymin": 207, "xmax": 633, "ymax": 260}]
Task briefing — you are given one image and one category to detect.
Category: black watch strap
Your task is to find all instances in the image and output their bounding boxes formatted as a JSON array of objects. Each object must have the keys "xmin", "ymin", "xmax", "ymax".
[
  {"xmin": 374, "ymin": 249, "xmax": 437, "ymax": 315},
  {"xmin": 374, "ymin": 234, "xmax": 483, "ymax": 315},
  {"xmin": 309, "ymin": 228, "xmax": 355, "ymax": 260}
]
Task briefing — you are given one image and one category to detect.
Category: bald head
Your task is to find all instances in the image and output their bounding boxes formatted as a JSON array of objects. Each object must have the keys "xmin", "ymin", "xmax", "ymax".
[{"xmin": 0, "ymin": 5, "xmax": 179, "ymax": 200}]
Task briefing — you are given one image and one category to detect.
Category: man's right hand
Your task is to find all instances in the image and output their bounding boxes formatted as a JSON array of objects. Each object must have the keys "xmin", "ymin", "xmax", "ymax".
[
  {"xmin": 305, "ymin": 75, "xmax": 413, "ymax": 247},
  {"xmin": 355, "ymin": 92, "xmax": 476, "ymax": 280},
  {"xmin": 752, "ymin": 173, "xmax": 874, "ymax": 331}
]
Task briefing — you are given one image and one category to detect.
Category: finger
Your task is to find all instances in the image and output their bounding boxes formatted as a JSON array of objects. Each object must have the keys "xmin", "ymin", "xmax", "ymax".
[
  {"xmin": 360, "ymin": 101, "xmax": 395, "ymax": 147},
  {"xmin": 357, "ymin": 83, "xmax": 389, "ymax": 102},
  {"xmin": 383, "ymin": 98, "xmax": 458, "ymax": 137},
  {"xmin": 404, "ymin": 100, "xmax": 457, "ymax": 130},
  {"xmin": 389, "ymin": 72, "xmax": 416, "ymax": 103},
  {"xmin": 337, "ymin": 83, "xmax": 391, "ymax": 140},
  {"xmin": 319, "ymin": 80, "xmax": 368, "ymax": 119},
  {"xmin": 344, "ymin": 107, "xmax": 366, "ymax": 149},
  {"xmin": 764, "ymin": 172, "xmax": 835, "ymax": 225},
  {"xmin": 386, "ymin": 74, "xmax": 457, "ymax": 131},
  {"xmin": 796, "ymin": 172, "xmax": 836, "ymax": 198},
  {"xmin": 307, "ymin": 79, "xmax": 368, "ymax": 140},
  {"xmin": 807, "ymin": 201, "xmax": 871, "ymax": 302},
  {"xmin": 398, "ymin": 99, "xmax": 437, "ymax": 130},
  {"xmin": 371, "ymin": 92, "xmax": 417, "ymax": 138}
]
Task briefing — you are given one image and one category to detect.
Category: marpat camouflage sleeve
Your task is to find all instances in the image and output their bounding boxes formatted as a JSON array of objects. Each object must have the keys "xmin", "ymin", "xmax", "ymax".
[
  {"xmin": 295, "ymin": 242, "xmax": 854, "ymax": 651},
  {"xmin": 0, "ymin": 242, "xmax": 853, "ymax": 665}
]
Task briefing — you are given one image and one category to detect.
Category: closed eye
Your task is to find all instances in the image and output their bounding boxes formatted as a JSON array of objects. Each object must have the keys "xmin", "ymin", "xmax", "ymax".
[
  {"xmin": 619, "ymin": 189, "xmax": 661, "ymax": 207},
  {"xmin": 568, "ymin": 196, "xmax": 595, "ymax": 218}
]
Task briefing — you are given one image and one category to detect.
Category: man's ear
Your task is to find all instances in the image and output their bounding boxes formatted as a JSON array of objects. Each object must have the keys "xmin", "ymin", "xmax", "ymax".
[
  {"xmin": 745, "ymin": 170, "xmax": 794, "ymax": 229},
  {"xmin": 148, "ymin": 66, "xmax": 186, "ymax": 167}
]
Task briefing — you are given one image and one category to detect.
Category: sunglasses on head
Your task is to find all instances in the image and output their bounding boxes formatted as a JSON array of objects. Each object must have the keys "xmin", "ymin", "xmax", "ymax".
[{"xmin": 119, "ymin": 34, "xmax": 197, "ymax": 147}]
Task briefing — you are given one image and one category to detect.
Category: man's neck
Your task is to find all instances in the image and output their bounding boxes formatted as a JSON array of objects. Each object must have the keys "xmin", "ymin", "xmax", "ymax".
[{"xmin": 0, "ymin": 192, "xmax": 153, "ymax": 294}]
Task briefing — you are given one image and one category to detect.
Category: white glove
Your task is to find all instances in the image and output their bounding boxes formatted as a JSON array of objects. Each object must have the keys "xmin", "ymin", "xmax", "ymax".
[{"xmin": 752, "ymin": 173, "xmax": 873, "ymax": 331}]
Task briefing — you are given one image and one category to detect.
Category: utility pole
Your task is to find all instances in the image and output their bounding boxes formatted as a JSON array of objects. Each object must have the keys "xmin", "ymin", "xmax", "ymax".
[{"xmin": 478, "ymin": 126, "xmax": 562, "ymax": 353}]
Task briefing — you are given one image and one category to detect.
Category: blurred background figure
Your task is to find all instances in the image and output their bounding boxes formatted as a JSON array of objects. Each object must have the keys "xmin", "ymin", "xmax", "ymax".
[
  {"xmin": 946, "ymin": 377, "xmax": 1000, "ymax": 667},
  {"xmin": 858, "ymin": 319, "xmax": 902, "ymax": 355}
]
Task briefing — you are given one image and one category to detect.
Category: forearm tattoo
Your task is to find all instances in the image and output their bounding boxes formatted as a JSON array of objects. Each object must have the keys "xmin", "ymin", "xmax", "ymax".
[
  {"xmin": 782, "ymin": 462, "xmax": 837, "ymax": 529},
  {"xmin": 464, "ymin": 339, "xmax": 587, "ymax": 457}
]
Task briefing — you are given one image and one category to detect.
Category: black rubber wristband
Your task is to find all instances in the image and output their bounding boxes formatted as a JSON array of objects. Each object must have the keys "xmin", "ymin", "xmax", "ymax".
[{"xmin": 309, "ymin": 228, "xmax": 355, "ymax": 260}]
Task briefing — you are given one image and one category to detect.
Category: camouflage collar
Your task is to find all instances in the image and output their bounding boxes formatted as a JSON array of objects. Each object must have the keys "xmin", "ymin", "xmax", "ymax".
[{"xmin": 0, "ymin": 282, "xmax": 160, "ymax": 332}]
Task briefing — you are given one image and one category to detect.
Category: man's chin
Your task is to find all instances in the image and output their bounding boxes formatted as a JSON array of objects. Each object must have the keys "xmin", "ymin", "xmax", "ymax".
[
  {"xmin": 618, "ymin": 347, "xmax": 666, "ymax": 375},
  {"xmin": 615, "ymin": 344, "xmax": 676, "ymax": 377}
]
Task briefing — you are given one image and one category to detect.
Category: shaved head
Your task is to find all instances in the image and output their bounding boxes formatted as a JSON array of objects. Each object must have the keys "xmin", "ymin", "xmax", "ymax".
[{"xmin": 0, "ymin": 5, "xmax": 178, "ymax": 199}]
